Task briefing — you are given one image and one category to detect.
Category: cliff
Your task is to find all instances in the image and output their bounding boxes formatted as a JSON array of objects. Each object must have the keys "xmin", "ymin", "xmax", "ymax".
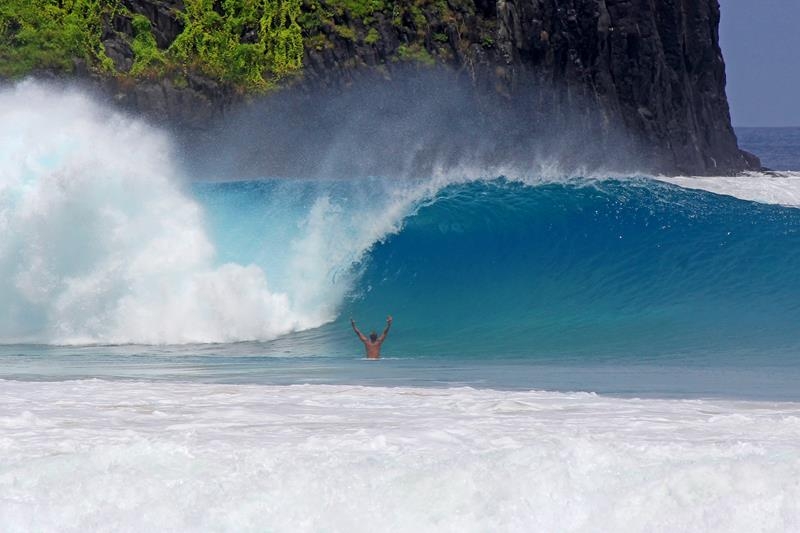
[{"xmin": 1, "ymin": 0, "xmax": 760, "ymax": 175}]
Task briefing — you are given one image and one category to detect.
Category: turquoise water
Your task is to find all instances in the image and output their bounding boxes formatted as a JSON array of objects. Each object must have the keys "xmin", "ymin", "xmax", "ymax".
[
  {"xmin": 194, "ymin": 177, "xmax": 800, "ymax": 361},
  {"xmin": 3, "ymin": 338, "xmax": 800, "ymax": 400},
  {"xmin": 342, "ymin": 179, "xmax": 800, "ymax": 359},
  {"xmin": 3, "ymin": 175, "xmax": 800, "ymax": 400},
  {"xmin": 2, "ymin": 89, "xmax": 799, "ymax": 401}
]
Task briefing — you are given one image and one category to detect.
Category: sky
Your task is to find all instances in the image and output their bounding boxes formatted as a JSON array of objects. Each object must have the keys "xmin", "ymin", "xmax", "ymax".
[{"xmin": 719, "ymin": 0, "xmax": 800, "ymax": 127}]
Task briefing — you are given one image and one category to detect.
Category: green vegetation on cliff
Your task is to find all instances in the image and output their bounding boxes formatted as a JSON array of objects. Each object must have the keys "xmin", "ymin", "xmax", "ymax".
[
  {"xmin": 0, "ymin": 0, "xmax": 476, "ymax": 89},
  {"xmin": 129, "ymin": 14, "xmax": 166, "ymax": 76},
  {"xmin": 0, "ymin": 0, "xmax": 304, "ymax": 88},
  {"xmin": 169, "ymin": 0, "xmax": 303, "ymax": 87},
  {"xmin": 0, "ymin": 0, "xmax": 114, "ymax": 77}
]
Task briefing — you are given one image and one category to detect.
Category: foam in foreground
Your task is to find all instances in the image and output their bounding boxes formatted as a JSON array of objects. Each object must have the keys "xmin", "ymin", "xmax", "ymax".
[{"xmin": 1, "ymin": 380, "xmax": 799, "ymax": 532}]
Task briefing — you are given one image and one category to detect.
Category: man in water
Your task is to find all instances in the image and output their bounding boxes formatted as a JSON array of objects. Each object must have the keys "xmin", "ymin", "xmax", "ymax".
[{"xmin": 351, "ymin": 315, "xmax": 392, "ymax": 359}]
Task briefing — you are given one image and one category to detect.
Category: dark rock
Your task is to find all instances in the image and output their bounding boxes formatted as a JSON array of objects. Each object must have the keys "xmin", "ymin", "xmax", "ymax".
[
  {"xmin": 100, "ymin": 74, "xmax": 232, "ymax": 130},
  {"xmin": 85, "ymin": 0, "xmax": 758, "ymax": 175},
  {"xmin": 121, "ymin": 0, "xmax": 185, "ymax": 48},
  {"xmin": 284, "ymin": 0, "xmax": 759, "ymax": 175},
  {"xmin": 103, "ymin": 38, "xmax": 134, "ymax": 73}
]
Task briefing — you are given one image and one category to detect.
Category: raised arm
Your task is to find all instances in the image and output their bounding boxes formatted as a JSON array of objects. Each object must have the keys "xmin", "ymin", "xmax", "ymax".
[
  {"xmin": 351, "ymin": 318, "xmax": 368, "ymax": 343},
  {"xmin": 378, "ymin": 315, "xmax": 392, "ymax": 342}
]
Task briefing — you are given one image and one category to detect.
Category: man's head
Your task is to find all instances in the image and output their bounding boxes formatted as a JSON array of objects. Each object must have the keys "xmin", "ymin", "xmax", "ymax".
[{"xmin": 369, "ymin": 331, "xmax": 378, "ymax": 342}]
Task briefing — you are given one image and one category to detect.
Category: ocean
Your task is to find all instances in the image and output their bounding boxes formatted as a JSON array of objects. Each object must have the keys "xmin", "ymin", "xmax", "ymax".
[{"xmin": 1, "ymin": 83, "xmax": 799, "ymax": 531}]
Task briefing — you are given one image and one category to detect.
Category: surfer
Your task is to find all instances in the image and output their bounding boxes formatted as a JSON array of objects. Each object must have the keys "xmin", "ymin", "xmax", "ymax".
[{"xmin": 351, "ymin": 316, "xmax": 392, "ymax": 359}]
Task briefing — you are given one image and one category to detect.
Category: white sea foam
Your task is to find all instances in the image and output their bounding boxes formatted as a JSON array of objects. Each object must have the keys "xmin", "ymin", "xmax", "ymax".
[
  {"xmin": 658, "ymin": 172, "xmax": 800, "ymax": 208},
  {"xmin": 0, "ymin": 379, "xmax": 798, "ymax": 532},
  {"xmin": 0, "ymin": 82, "xmax": 307, "ymax": 343},
  {"xmin": 0, "ymin": 82, "xmax": 427, "ymax": 344}
]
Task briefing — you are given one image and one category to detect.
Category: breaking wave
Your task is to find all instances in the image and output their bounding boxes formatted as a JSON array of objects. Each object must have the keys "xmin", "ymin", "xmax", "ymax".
[{"xmin": 2, "ymin": 82, "xmax": 799, "ymax": 354}]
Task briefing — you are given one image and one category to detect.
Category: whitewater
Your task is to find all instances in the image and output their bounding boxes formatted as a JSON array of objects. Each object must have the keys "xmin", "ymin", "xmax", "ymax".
[
  {"xmin": 2, "ymin": 380, "xmax": 799, "ymax": 532},
  {"xmin": 2, "ymin": 82, "xmax": 800, "ymax": 531}
]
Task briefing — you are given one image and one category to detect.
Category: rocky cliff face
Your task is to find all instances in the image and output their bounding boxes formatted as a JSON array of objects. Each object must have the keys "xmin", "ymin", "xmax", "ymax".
[{"xmin": 97, "ymin": 0, "xmax": 757, "ymax": 175}]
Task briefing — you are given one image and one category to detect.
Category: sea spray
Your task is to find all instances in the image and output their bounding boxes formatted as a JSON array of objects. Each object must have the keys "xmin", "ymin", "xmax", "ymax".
[
  {"xmin": 0, "ymin": 82, "xmax": 481, "ymax": 344},
  {"xmin": 0, "ymin": 82, "xmax": 413, "ymax": 344}
]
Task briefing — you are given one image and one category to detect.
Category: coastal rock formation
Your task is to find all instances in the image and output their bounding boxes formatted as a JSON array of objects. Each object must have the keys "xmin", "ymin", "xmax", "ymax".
[
  {"xmin": 289, "ymin": 0, "xmax": 758, "ymax": 174},
  {"xmin": 6, "ymin": 0, "xmax": 759, "ymax": 174}
]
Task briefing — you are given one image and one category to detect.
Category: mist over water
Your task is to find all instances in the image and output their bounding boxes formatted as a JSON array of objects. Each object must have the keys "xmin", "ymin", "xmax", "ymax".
[{"xmin": 185, "ymin": 70, "xmax": 647, "ymax": 180}]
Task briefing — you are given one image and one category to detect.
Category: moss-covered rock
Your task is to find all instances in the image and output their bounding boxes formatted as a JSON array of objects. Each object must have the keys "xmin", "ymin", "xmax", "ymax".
[
  {"xmin": 1, "ymin": 0, "xmax": 305, "ymax": 89},
  {"xmin": 0, "ymin": 0, "xmax": 456, "ymax": 90},
  {"xmin": 0, "ymin": 0, "xmax": 114, "ymax": 77}
]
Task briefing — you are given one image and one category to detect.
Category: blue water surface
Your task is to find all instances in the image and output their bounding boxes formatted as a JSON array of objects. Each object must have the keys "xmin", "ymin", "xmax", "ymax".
[
  {"xmin": 737, "ymin": 127, "xmax": 800, "ymax": 170},
  {"xmin": 3, "ymin": 164, "xmax": 800, "ymax": 400}
]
